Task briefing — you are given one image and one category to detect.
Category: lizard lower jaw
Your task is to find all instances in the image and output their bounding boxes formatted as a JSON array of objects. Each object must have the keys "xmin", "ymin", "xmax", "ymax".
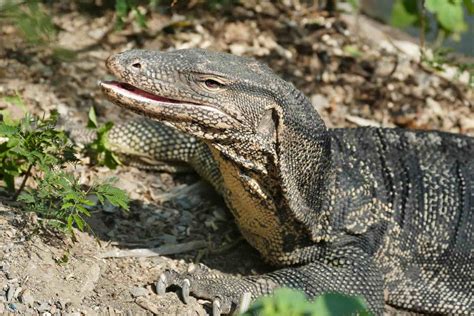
[{"xmin": 99, "ymin": 80, "xmax": 238, "ymax": 131}]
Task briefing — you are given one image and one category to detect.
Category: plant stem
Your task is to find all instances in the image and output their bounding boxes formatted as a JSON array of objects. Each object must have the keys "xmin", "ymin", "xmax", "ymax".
[
  {"xmin": 13, "ymin": 162, "xmax": 33, "ymax": 200},
  {"xmin": 418, "ymin": 0, "xmax": 426, "ymax": 50}
]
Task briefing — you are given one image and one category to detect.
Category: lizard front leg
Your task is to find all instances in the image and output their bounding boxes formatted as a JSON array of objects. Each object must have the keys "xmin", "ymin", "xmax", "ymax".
[{"xmin": 156, "ymin": 246, "xmax": 385, "ymax": 315}]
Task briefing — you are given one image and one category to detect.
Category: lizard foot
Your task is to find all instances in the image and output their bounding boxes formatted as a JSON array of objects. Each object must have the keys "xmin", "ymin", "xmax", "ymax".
[{"xmin": 156, "ymin": 263, "xmax": 252, "ymax": 315}]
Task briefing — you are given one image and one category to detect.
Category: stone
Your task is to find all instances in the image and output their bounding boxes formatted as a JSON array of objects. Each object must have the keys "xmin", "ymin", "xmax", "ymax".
[{"xmin": 129, "ymin": 286, "xmax": 148, "ymax": 298}]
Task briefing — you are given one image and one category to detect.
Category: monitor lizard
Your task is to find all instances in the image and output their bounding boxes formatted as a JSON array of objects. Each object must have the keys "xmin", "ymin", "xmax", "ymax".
[{"xmin": 99, "ymin": 48, "xmax": 473, "ymax": 315}]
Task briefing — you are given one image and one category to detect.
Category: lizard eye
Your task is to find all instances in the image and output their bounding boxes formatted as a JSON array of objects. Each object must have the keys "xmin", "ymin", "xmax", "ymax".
[{"xmin": 204, "ymin": 79, "xmax": 223, "ymax": 89}]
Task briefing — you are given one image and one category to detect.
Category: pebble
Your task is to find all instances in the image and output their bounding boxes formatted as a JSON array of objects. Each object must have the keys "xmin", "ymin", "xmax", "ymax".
[
  {"xmin": 7, "ymin": 303, "xmax": 16, "ymax": 312},
  {"xmin": 37, "ymin": 302, "xmax": 50, "ymax": 312},
  {"xmin": 5, "ymin": 271, "xmax": 16, "ymax": 280},
  {"xmin": 13, "ymin": 287, "xmax": 22, "ymax": 299},
  {"xmin": 129, "ymin": 286, "xmax": 148, "ymax": 298},
  {"xmin": 311, "ymin": 94, "xmax": 329, "ymax": 111},
  {"xmin": 19, "ymin": 289, "xmax": 34, "ymax": 307},
  {"xmin": 6, "ymin": 286, "xmax": 14, "ymax": 301},
  {"xmin": 56, "ymin": 299, "xmax": 68, "ymax": 310}
]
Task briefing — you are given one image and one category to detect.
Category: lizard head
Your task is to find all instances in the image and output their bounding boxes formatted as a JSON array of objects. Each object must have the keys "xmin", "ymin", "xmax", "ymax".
[
  {"xmin": 101, "ymin": 49, "xmax": 331, "ymax": 242},
  {"xmin": 101, "ymin": 49, "xmax": 297, "ymax": 143},
  {"xmin": 100, "ymin": 48, "xmax": 326, "ymax": 169}
]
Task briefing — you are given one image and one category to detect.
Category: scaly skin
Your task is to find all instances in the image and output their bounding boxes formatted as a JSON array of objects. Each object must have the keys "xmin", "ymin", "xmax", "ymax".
[{"xmin": 99, "ymin": 49, "xmax": 473, "ymax": 315}]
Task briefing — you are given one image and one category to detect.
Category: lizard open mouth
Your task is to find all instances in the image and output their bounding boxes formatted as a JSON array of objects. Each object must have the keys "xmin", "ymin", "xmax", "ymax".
[
  {"xmin": 99, "ymin": 79, "xmax": 238, "ymax": 131},
  {"xmin": 100, "ymin": 81, "xmax": 187, "ymax": 104}
]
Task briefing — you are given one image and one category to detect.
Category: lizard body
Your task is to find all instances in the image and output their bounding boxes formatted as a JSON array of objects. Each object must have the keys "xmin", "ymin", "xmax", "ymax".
[{"xmin": 100, "ymin": 49, "xmax": 473, "ymax": 315}]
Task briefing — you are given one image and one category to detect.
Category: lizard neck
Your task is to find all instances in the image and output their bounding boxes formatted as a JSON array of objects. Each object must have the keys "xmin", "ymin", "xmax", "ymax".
[{"xmin": 206, "ymin": 85, "xmax": 333, "ymax": 265}]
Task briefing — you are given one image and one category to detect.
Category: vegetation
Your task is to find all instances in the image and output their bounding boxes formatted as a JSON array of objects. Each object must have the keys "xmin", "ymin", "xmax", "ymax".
[
  {"xmin": 242, "ymin": 288, "xmax": 371, "ymax": 316},
  {"xmin": 391, "ymin": 0, "xmax": 473, "ymax": 43},
  {"xmin": 0, "ymin": 96, "xmax": 129, "ymax": 235},
  {"xmin": 85, "ymin": 107, "xmax": 121, "ymax": 169},
  {"xmin": 390, "ymin": 0, "xmax": 474, "ymax": 86}
]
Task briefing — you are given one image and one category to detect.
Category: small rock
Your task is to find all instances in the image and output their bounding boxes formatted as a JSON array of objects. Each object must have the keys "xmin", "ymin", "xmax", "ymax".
[
  {"xmin": 7, "ymin": 302, "xmax": 16, "ymax": 312},
  {"xmin": 6, "ymin": 286, "xmax": 14, "ymax": 301},
  {"xmin": 13, "ymin": 287, "xmax": 21, "ymax": 299},
  {"xmin": 311, "ymin": 94, "xmax": 329, "ymax": 111},
  {"xmin": 5, "ymin": 270, "xmax": 17, "ymax": 280},
  {"xmin": 55, "ymin": 299, "xmax": 68, "ymax": 310},
  {"xmin": 0, "ymin": 303, "xmax": 4, "ymax": 313},
  {"xmin": 129, "ymin": 286, "xmax": 148, "ymax": 298},
  {"xmin": 37, "ymin": 302, "xmax": 50, "ymax": 312},
  {"xmin": 19, "ymin": 289, "xmax": 34, "ymax": 307}
]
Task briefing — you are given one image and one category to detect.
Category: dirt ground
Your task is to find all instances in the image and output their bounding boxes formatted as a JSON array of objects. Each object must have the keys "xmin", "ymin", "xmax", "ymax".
[{"xmin": 0, "ymin": 1, "xmax": 472, "ymax": 315}]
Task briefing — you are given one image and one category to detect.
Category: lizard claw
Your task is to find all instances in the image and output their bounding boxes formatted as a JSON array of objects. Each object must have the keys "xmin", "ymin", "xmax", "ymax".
[
  {"xmin": 156, "ymin": 272, "xmax": 168, "ymax": 295},
  {"xmin": 212, "ymin": 296, "xmax": 232, "ymax": 315},
  {"xmin": 238, "ymin": 292, "xmax": 252, "ymax": 314},
  {"xmin": 182, "ymin": 278, "xmax": 190, "ymax": 304},
  {"xmin": 155, "ymin": 265, "xmax": 246, "ymax": 314},
  {"xmin": 212, "ymin": 297, "xmax": 222, "ymax": 316}
]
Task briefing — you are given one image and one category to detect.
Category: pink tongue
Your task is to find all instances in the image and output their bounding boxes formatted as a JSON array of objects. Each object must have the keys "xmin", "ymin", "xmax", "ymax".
[{"xmin": 116, "ymin": 82, "xmax": 180, "ymax": 103}]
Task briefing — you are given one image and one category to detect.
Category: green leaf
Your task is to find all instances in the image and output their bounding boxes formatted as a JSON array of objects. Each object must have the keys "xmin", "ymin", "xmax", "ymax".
[
  {"xmin": 17, "ymin": 192, "xmax": 36, "ymax": 203},
  {"xmin": 347, "ymin": 0, "xmax": 360, "ymax": 10},
  {"xmin": 67, "ymin": 214, "xmax": 73, "ymax": 229},
  {"xmin": 464, "ymin": 0, "xmax": 474, "ymax": 14},
  {"xmin": 3, "ymin": 174, "xmax": 15, "ymax": 191},
  {"xmin": 243, "ymin": 289, "xmax": 371, "ymax": 316},
  {"xmin": 310, "ymin": 293, "xmax": 370, "ymax": 316},
  {"xmin": 132, "ymin": 6, "xmax": 147, "ymax": 28},
  {"xmin": 61, "ymin": 202, "xmax": 74, "ymax": 210},
  {"xmin": 391, "ymin": 0, "xmax": 420, "ymax": 28},
  {"xmin": 87, "ymin": 106, "xmax": 98, "ymax": 128},
  {"xmin": 0, "ymin": 123, "xmax": 20, "ymax": 136},
  {"xmin": 64, "ymin": 192, "xmax": 79, "ymax": 201},
  {"xmin": 73, "ymin": 214, "xmax": 84, "ymax": 231},
  {"xmin": 103, "ymin": 151, "xmax": 120, "ymax": 169},
  {"xmin": 80, "ymin": 198, "xmax": 96, "ymax": 207},
  {"xmin": 97, "ymin": 184, "xmax": 130, "ymax": 211},
  {"xmin": 425, "ymin": 0, "xmax": 467, "ymax": 34},
  {"xmin": 343, "ymin": 45, "xmax": 362, "ymax": 58},
  {"xmin": 115, "ymin": 0, "xmax": 129, "ymax": 29}
]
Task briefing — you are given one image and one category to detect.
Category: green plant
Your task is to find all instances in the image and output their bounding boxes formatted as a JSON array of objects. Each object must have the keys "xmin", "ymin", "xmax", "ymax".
[
  {"xmin": 242, "ymin": 288, "xmax": 371, "ymax": 316},
  {"xmin": 1, "ymin": 0, "xmax": 56, "ymax": 45},
  {"xmin": 391, "ymin": 0, "xmax": 473, "ymax": 44},
  {"xmin": 115, "ymin": 0, "xmax": 149, "ymax": 29},
  {"xmin": 0, "ymin": 109, "xmax": 75, "ymax": 194},
  {"xmin": 0, "ymin": 105, "xmax": 129, "ymax": 234},
  {"xmin": 0, "ymin": 0, "xmax": 76, "ymax": 60},
  {"xmin": 85, "ymin": 106, "xmax": 121, "ymax": 169},
  {"xmin": 18, "ymin": 172, "xmax": 129, "ymax": 234},
  {"xmin": 113, "ymin": 0, "xmax": 238, "ymax": 29},
  {"xmin": 390, "ymin": 0, "xmax": 474, "ymax": 87}
]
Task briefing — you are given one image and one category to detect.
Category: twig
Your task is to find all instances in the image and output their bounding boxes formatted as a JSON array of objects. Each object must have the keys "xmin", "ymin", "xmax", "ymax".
[
  {"xmin": 12, "ymin": 163, "xmax": 33, "ymax": 200},
  {"xmin": 418, "ymin": 0, "xmax": 426, "ymax": 50},
  {"xmin": 99, "ymin": 240, "xmax": 207, "ymax": 258},
  {"xmin": 135, "ymin": 297, "xmax": 160, "ymax": 314}
]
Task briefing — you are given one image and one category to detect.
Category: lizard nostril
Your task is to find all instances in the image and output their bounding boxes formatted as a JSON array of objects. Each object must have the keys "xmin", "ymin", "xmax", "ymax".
[{"xmin": 131, "ymin": 62, "xmax": 142, "ymax": 69}]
